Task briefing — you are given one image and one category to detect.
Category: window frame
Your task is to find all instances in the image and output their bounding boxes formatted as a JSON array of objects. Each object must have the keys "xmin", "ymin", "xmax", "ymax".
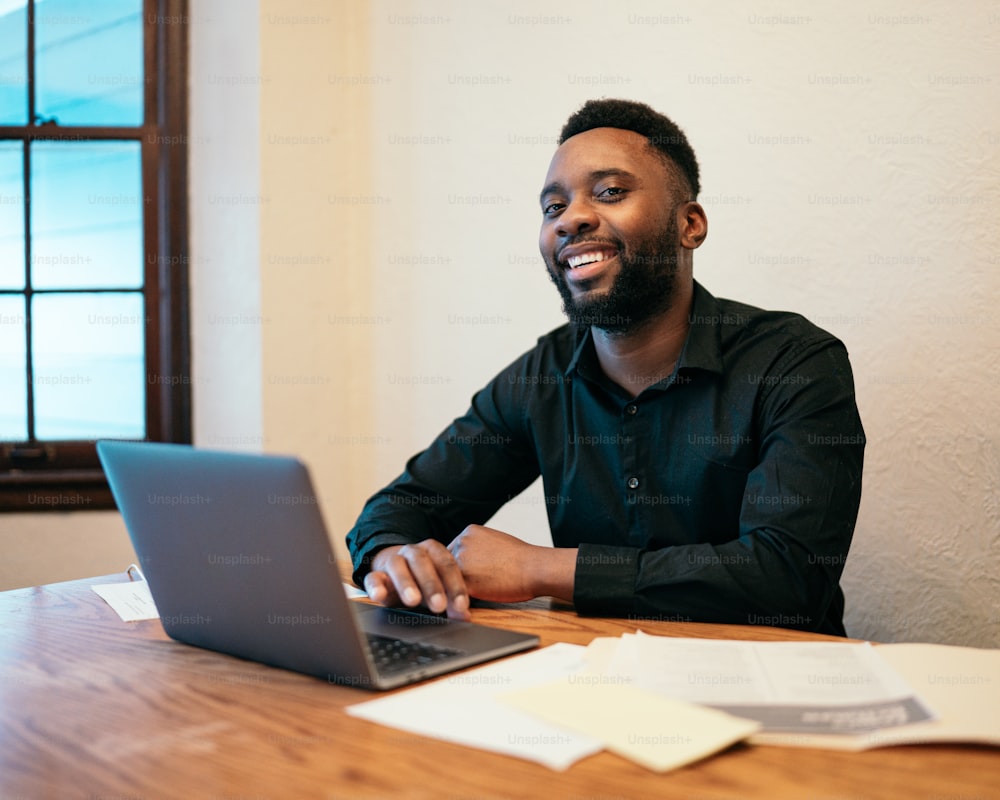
[{"xmin": 0, "ymin": 0, "xmax": 191, "ymax": 511}]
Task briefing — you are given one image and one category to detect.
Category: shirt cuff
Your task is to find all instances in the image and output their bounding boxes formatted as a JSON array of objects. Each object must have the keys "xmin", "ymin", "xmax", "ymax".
[{"xmin": 572, "ymin": 543, "xmax": 641, "ymax": 616}]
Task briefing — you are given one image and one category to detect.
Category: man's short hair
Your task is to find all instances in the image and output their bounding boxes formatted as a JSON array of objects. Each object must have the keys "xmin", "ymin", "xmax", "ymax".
[{"xmin": 558, "ymin": 98, "xmax": 701, "ymax": 199}]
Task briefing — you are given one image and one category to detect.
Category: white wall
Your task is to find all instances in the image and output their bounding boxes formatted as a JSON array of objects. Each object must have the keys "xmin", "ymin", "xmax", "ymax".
[
  {"xmin": 188, "ymin": 0, "xmax": 264, "ymax": 453},
  {"xmin": 341, "ymin": 0, "xmax": 1000, "ymax": 646},
  {"xmin": 6, "ymin": 1, "xmax": 998, "ymax": 650}
]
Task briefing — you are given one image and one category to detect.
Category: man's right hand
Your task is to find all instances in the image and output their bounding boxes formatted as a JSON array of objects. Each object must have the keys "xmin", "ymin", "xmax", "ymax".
[{"xmin": 363, "ymin": 540, "xmax": 471, "ymax": 621}]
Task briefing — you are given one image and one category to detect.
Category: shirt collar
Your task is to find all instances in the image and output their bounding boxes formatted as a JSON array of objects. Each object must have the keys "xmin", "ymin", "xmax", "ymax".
[
  {"xmin": 564, "ymin": 280, "xmax": 725, "ymax": 380},
  {"xmin": 678, "ymin": 280, "xmax": 725, "ymax": 375}
]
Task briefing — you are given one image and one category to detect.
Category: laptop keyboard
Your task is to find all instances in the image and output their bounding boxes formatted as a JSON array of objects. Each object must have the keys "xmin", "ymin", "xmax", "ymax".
[{"xmin": 366, "ymin": 633, "xmax": 464, "ymax": 675}]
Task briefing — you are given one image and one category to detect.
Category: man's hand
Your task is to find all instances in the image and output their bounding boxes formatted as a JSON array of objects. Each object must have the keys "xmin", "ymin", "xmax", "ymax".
[
  {"xmin": 363, "ymin": 540, "xmax": 471, "ymax": 621},
  {"xmin": 448, "ymin": 525, "xmax": 577, "ymax": 604}
]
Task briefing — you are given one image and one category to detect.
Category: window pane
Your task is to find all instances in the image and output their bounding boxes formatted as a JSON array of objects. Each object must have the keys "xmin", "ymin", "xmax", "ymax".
[
  {"xmin": 0, "ymin": 294, "xmax": 27, "ymax": 440},
  {"xmin": 32, "ymin": 292, "xmax": 145, "ymax": 440},
  {"xmin": 30, "ymin": 141, "xmax": 143, "ymax": 290},
  {"xmin": 0, "ymin": 1, "xmax": 28, "ymax": 124},
  {"xmin": 35, "ymin": 0, "xmax": 143, "ymax": 126},
  {"xmin": 0, "ymin": 142, "xmax": 25, "ymax": 289}
]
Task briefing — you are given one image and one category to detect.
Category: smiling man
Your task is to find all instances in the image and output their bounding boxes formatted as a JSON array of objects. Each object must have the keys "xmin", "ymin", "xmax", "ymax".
[{"xmin": 347, "ymin": 99, "xmax": 865, "ymax": 635}]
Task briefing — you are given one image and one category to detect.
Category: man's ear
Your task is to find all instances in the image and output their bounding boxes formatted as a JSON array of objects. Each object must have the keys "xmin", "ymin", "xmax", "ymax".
[{"xmin": 678, "ymin": 202, "xmax": 708, "ymax": 250}]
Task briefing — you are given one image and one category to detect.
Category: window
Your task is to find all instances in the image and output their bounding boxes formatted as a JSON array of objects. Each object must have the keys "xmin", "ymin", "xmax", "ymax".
[{"xmin": 0, "ymin": 0, "xmax": 190, "ymax": 511}]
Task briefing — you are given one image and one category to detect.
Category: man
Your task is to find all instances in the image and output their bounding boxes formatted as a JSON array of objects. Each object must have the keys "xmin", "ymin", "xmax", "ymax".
[{"xmin": 347, "ymin": 99, "xmax": 865, "ymax": 635}]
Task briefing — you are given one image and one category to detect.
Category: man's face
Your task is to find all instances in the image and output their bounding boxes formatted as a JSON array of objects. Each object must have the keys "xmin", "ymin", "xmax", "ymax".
[{"xmin": 538, "ymin": 127, "xmax": 685, "ymax": 334}]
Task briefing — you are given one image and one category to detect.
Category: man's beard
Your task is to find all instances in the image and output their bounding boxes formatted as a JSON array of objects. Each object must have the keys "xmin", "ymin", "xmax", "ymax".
[{"xmin": 548, "ymin": 218, "xmax": 680, "ymax": 335}]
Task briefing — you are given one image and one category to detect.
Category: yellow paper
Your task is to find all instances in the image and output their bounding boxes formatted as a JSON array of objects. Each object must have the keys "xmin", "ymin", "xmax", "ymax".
[{"xmin": 501, "ymin": 679, "xmax": 760, "ymax": 772}]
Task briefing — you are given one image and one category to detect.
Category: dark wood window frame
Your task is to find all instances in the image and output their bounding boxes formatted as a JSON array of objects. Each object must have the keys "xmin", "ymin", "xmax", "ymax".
[{"xmin": 0, "ymin": 0, "xmax": 191, "ymax": 511}]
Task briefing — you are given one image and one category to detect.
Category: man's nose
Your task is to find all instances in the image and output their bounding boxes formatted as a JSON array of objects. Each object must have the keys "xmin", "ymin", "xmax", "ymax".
[{"xmin": 555, "ymin": 198, "xmax": 599, "ymax": 237}]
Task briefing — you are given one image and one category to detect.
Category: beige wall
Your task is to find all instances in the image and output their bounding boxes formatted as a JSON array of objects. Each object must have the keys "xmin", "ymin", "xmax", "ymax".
[
  {"xmin": 258, "ymin": 1, "xmax": 376, "ymax": 551},
  {"xmin": 0, "ymin": 511, "xmax": 133, "ymax": 588},
  {"xmin": 5, "ymin": 1, "xmax": 999, "ymax": 650}
]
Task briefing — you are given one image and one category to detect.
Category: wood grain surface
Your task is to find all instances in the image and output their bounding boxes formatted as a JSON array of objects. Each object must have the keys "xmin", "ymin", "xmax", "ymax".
[{"xmin": 1, "ymin": 573, "xmax": 997, "ymax": 800}]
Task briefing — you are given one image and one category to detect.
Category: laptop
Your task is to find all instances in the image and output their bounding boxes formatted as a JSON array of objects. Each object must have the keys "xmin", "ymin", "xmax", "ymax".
[{"xmin": 97, "ymin": 440, "xmax": 539, "ymax": 689}]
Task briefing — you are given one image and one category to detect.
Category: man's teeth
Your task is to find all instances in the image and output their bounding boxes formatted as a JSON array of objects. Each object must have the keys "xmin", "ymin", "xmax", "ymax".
[{"xmin": 567, "ymin": 251, "xmax": 613, "ymax": 269}]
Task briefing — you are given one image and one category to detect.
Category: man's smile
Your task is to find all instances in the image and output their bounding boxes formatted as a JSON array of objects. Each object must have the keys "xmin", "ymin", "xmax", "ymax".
[
  {"xmin": 558, "ymin": 242, "xmax": 619, "ymax": 267},
  {"xmin": 557, "ymin": 242, "xmax": 620, "ymax": 283}
]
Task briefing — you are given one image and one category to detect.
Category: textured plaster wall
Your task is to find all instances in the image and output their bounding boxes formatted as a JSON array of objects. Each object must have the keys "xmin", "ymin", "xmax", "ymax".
[{"xmin": 352, "ymin": 0, "xmax": 1000, "ymax": 646}]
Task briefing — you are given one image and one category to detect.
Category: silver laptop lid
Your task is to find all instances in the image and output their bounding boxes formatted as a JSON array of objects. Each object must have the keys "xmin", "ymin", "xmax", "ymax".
[
  {"xmin": 97, "ymin": 440, "xmax": 377, "ymax": 683},
  {"xmin": 97, "ymin": 440, "xmax": 539, "ymax": 689}
]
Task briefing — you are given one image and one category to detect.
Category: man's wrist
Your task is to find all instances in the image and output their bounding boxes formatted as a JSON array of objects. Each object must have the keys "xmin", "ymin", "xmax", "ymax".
[{"xmin": 529, "ymin": 546, "xmax": 577, "ymax": 602}]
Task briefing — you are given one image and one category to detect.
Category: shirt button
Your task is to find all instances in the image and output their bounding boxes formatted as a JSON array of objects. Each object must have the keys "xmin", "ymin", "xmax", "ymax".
[
  {"xmin": 627, "ymin": 476, "xmax": 639, "ymax": 490},
  {"xmin": 625, "ymin": 403, "xmax": 638, "ymax": 416}
]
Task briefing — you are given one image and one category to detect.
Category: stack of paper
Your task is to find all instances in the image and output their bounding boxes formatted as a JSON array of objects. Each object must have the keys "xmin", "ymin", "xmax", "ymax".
[
  {"xmin": 347, "ymin": 632, "xmax": 1000, "ymax": 769},
  {"xmin": 591, "ymin": 632, "xmax": 936, "ymax": 735},
  {"xmin": 752, "ymin": 642, "xmax": 1000, "ymax": 750},
  {"xmin": 347, "ymin": 641, "xmax": 761, "ymax": 772}
]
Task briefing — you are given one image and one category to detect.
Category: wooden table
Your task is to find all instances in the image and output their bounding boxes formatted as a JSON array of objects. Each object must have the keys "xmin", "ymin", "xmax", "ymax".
[{"xmin": 1, "ymin": 573, "xmax": 997, "ymax": 800}]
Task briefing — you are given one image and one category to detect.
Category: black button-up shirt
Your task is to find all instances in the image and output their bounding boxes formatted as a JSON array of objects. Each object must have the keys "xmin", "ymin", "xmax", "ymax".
[{"xmin": 347, "ymin": 281, "xmax": 865, "ymax": 635}]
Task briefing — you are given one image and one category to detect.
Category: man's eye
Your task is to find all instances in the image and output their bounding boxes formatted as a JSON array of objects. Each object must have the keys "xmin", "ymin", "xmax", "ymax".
[
  {"xmin": 543, "ymin": 202, "xmax": 565, "ymax": 216},
  {"xmin": 597, "ymin": 187, "xmax": 626, "ymax": 200}
]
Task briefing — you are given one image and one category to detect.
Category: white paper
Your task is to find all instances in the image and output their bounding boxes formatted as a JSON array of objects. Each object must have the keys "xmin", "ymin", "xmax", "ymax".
[
  {"xmin": 599, "ymin": 632, "xmax": 934, "ymax": 734},
  {"xmin": 93, "ymin": 580, "xmax": 364, "ymax": 621},
  {"xmin": 92, "ymin": 580, "xmax": 160, "ymax": 622},
  {"xmin": 621, "ymin": 633, "xmax": 916, "ymax": 704},
  {"xmin": 346, "ymin": 643, "xmax": 603, "ymax": 770},
  {"xmin": 753, "ymin": 643, "xmax": 1000, "ymax": 749}
]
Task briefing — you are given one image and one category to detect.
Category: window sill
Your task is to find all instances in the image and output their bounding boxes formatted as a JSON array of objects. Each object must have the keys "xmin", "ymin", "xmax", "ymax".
[{"xmin": 0, "ymin": 470, "xmax": 115, "ymax": 512}]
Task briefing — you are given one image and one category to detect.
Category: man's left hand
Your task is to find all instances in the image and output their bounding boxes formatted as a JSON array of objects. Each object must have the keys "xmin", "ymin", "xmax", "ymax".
[{"xmin": 447, "ymin": 524, "xmax": 576, "ymax": 603}]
